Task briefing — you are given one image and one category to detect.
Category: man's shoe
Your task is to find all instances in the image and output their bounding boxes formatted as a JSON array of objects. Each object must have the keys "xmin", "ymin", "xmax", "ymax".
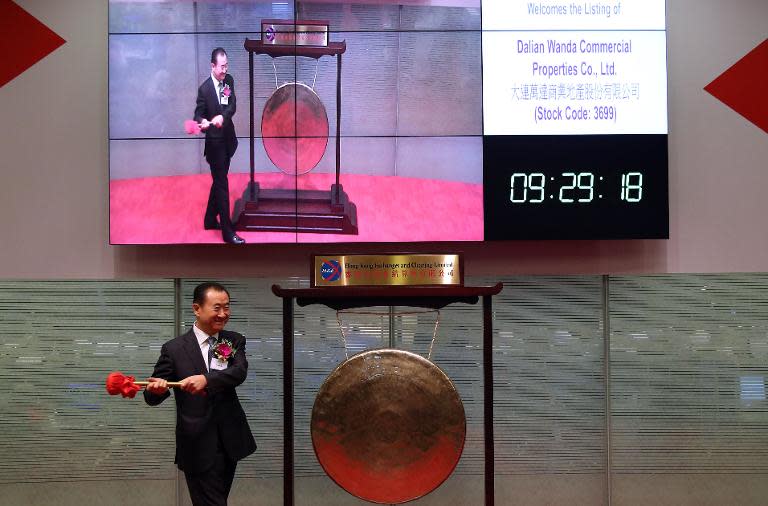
[
  {"xmin": 204, "ymin": 220, "xmax": 221, "ymax": 230},
  {"xmin": 224, "ymin": 234, "xmax": 246, "ymax": 245}
]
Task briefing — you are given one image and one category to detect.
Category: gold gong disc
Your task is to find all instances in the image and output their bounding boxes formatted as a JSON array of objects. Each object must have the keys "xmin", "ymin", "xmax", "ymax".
[
  {"xmin": 311, "ymin": 349, "xmax": 466, "ymax": 504},
  {"xmin": 261, "ymin": 82, "xmax": 328, "ymax": 175}
]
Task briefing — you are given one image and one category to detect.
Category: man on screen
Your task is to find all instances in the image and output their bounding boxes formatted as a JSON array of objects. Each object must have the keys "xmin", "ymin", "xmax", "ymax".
[
  {"xmin": 195, "ymin": 47, "xmax": 245, "ymax": 244},
  {"xmin": 144, "ymin": 282, "xmax": 256, "ymax": 506}
]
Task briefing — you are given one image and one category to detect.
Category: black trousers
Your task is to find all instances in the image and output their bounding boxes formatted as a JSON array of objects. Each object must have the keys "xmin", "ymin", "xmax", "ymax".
[
  {"xmin": 184, "ymin": 444, "xmax": 237, "ymax": 506},
  {"xmin": 205, "ymin": 144, "xmax": 235, "ymax": 240}
]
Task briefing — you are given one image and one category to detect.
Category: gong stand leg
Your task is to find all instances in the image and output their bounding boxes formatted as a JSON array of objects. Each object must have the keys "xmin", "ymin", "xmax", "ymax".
[
  {"xmin": 283, "ymin": 296, "xmax": 294, "ymax": 506},
  {"xmin": 248, "ymin": 51, "xmax": 257, "ymax": 201},
  {"xmin": 334, "ymin": 53, "xmax": 342, "ymax": 203},
  {"xmin": 483, "ymin": 294, "xmax": 495, "ymax": 506}
]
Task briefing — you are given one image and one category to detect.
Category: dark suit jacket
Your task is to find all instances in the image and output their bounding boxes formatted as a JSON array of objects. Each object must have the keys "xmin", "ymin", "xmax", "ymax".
[
  {"xmin": 194, "ymin": 75, "xmax": 238, "ymax": 159},
  {"xmin": 144, "ymin": 329, "xmax": 256, "ymax": 473}
]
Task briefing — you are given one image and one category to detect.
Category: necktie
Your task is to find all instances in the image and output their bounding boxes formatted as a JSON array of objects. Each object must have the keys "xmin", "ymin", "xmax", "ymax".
[
  {"xmin": 218, "ymin": 81, "xmax": 223, "ymax": 103},
  {"xmin": 207, "ymin": 336, "xmax": 217, "ymax": 370}
]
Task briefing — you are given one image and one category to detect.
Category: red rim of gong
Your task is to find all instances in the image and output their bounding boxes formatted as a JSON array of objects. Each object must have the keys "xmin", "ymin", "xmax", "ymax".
[
  {"xmin": 311, "ymin": 349, "xmax": 466, "ymax": 504},
  {"xmin": 261, "ymin": 82, "xmax": 329, "ymax": 175}
]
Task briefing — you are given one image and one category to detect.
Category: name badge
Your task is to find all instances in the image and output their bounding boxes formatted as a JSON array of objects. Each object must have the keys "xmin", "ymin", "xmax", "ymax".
[
  {"xmin": 221, "ymin": 95, "xmax": 229, "ymax": 106},
  {"xmin": 211, "ymin": 358, "xmax": 228, "ymax": 371}
]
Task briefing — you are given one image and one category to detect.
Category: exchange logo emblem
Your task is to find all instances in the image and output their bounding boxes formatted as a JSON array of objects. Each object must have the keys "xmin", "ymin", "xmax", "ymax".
[
  {"xmin": 265, "ymin": 26, "xmax": 276, "ymax": 42},
  {"xmin": 320, "ymin": 259, "xmax": 342, "ymax": 282}
]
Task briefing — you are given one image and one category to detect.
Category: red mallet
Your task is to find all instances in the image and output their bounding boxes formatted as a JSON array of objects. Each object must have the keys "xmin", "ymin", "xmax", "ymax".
[
  {"xmin": 105, "ymin": 371, "xmax": 182, "ymax": 399},
  {"xmin": 183, "ymin": 119, "xmax": 202, "ymax": 135}
]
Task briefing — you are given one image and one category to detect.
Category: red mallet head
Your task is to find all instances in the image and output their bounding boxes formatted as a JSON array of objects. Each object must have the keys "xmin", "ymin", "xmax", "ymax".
[
  {"xmin": 184, "ymin": 120, "xmax": 202, "ymax": 135},
  {"xmin": 106, "ymin": 371, "xmax": 141, "ymax": 398}
]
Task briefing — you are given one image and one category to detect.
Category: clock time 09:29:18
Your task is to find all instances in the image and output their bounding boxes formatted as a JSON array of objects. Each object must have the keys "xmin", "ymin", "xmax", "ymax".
[{"xmin": 509, "ymin": 172, "xmax": 644, "ymax": 204}]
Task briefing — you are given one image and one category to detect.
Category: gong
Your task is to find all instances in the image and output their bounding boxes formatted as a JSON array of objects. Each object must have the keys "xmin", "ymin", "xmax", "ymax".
[
  {"xmin": 311, "ymin": 349, "xmax": 466, "ymax": 504},
  {"xmin": 261, "ymin": 82, "xmax": 329, "ymax": 175}
]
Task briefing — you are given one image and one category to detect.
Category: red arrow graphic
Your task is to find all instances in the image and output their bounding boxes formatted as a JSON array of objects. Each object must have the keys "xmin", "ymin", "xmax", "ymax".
[
  {"xmin": 0, "ymin": 0, "xmax": 66, "ymax": 88},
  {"xmin": 704, "ymin": 38, "xmax": 768, "ymax": 134}
]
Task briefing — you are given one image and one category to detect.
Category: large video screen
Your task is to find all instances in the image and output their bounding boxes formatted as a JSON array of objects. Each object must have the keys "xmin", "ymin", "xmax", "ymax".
[{"xmin": 109, "ymin": 0, "xmax": 667, "ymax": 244}]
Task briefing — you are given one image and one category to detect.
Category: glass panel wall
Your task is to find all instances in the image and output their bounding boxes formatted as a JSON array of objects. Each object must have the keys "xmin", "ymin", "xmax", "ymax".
[{"xmin": 0, "ymin": 280, "xmax": 177, "ymax": 506}]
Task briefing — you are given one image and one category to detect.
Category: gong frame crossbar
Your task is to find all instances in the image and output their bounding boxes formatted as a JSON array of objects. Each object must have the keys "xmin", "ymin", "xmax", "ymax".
[
  {"xmin": 272, "ymin": 283, "xmax": 503, "ymax": 506},
  {"xmin": 234, "ymin": 38, "xmax": 358, "ymax": 235}
]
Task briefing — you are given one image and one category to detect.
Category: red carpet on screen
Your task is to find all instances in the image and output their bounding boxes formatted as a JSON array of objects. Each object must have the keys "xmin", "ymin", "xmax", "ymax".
[{"xmin": 110, "ymin": 172, "xmax": 483, "ymax": 244}]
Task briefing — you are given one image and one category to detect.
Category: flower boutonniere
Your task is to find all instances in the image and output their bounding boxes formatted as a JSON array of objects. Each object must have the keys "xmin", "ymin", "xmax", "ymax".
[
  {"xmin": 213, "ymin": 339, "xmax": 237, "ymax": 361},
  {"xmin": 222, "ymin": 84, "xmax": 231, "ymax": 97}
]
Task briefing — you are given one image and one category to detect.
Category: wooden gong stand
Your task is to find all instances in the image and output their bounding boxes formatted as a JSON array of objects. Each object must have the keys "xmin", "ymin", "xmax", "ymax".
[
  {"xmin": 233, "ymin": 39, "xmax": 358, "ymax": 234},
  {"xmin": 272, "ymin": 283, "xmax": 503, "ymax": 505}
]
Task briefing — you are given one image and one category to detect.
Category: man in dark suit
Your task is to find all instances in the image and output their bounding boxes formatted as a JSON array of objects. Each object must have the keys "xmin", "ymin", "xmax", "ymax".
[
  {"xmin": 145, "ymin": 282, "xmax": 256, "ymax": 506},
  {"xmin": 195, "ymin": 48, "xmax": 245, "ymax": 244}
]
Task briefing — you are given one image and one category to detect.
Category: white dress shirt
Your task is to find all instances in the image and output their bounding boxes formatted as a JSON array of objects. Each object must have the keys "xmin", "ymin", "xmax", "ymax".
[
  {"xmin": 193, "ymin": 323, "xmax": 219, "ymax": 372},
  {"xmin": 211, "ymin": 73, "xmax": 223, "ymax": 105}
]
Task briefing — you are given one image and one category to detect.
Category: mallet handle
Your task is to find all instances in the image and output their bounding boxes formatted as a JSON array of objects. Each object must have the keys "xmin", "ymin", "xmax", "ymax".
[{"xmin": 134, "ymin": 381, "xmax": 183, "ymax": 387}]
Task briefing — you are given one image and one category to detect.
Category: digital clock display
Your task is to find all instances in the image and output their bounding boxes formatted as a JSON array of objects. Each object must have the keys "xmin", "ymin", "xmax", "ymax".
[
  {"xmin": 481, "ymin": 0, "xmax": 668, "ymax": 240},
  {"xmin": 509, "ymin": 172, "xmax": 643, "ymax": 204},
  {"xmin": 483, "ymin": 135, "xmax": 668, "ymax": 239}
]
